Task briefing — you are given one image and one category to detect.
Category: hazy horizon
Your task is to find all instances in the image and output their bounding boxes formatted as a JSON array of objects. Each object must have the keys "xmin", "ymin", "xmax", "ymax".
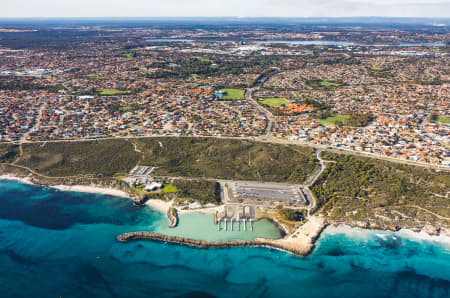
[{"xmin": 2, "ymin": 1, "xmax": 449, "ymax": 18}]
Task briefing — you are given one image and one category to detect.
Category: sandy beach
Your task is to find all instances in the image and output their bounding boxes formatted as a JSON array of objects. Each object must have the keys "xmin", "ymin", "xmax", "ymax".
[
  {"xmin": 0, "ymin": 174, "xmax": 221, "ymax": 216},
  {"xmin": 53, "ymin": 185, "xmax": 131, "ymax": 198},
  {"xmin": 145, "ymin": 199, "xmax": 172, "ymax": 213},
  {"xmin": 262, "ymin": 216, "xmax": 327, "ymax": 255}
]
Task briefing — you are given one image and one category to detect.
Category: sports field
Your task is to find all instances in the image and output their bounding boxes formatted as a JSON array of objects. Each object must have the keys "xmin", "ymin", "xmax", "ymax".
[
  {"xmin": 436, "ymin": 116, "xmax": 450, "ymax": 124},
  {"xmin": 320, "ymin": 81, "xmax": 341, "ymax": 87},
  {"xmin": 221, "ymin": 89, "xmax": 245, "ymax": 100},
  {"xmin": 259, "ymin": 97, "xmax": 289, "ymax": 107},
  {"xmin": 318, "ymin": 115, "xmax": 349, "ymax": 125},
  {"xmin": 98, "ymin": 89, "xmax": 132, "ymax": 95}
]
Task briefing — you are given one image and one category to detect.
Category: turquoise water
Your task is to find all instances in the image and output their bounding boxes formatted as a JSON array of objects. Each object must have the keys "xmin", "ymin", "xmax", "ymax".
[
  {"xmin": 156, "ymin": 212, "xmax": 282, "ymax": 241},
  {"xmin": 0, "ymin": 179, "xmax": 449, "ymax": 298}
]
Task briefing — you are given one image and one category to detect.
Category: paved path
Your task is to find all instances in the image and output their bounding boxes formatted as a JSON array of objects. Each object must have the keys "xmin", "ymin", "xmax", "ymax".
[
  {"xmin": 306, "ymin": 149, "xmax": 326, "ymax": 187},
  {"xmin": 5, "ymin": 162, "xmax": 95, "ymax": 180},
  {"xmin": 21, "ymin": 104, "xmax": 45, "ymax": 143},
  {"xmin": 12, "ymin": 104, "xmax": 45, "ymax": 164},
  {"xmin": 245, "ymin": 88, "xmax": 273, "ymax": 137}
]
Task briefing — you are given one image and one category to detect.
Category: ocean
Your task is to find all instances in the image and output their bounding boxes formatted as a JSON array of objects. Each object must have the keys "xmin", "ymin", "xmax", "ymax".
[{"xmin": 0, "ymin": 179, "xmax": 449, "ymax": 298}]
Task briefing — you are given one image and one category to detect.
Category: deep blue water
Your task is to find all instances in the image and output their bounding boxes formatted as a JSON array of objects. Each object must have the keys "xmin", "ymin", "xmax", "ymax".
[{"xmin": 0, "ymin": 179, "xmax": 449, "ymax": 298}]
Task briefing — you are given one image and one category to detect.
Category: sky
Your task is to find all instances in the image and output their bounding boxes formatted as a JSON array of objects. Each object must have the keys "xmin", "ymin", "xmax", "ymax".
[{"xmin": 1, "ymin": 0, "xmax": 449, "ymax": 18}]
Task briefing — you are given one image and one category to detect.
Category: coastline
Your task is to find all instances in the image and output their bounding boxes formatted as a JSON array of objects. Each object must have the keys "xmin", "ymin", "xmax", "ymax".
[
  {"xmin": 0, "ymin": 175, "xmax": 448, "ymax": 252},
  {"xmin": 397, "ymin": 228, "xmax": 450, "ymax": 244},
  {"xmin": 328, "ymin": 218, "xmax": 450, "ymax": 239},
  {"xmin": 0, "ymin": 174, "xmax": 34, "ymax": 185},
  {"xmin": 52, "ymin": 184, "xmax": 131, "ymax": 199}
]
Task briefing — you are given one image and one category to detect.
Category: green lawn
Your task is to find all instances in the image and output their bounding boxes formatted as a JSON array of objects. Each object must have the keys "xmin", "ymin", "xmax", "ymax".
[
  {"xmin": 119, "ymin": 105, "xmax": 138, "ymax": 113},
  {"xmin": 116, "ymin": 50, "xmax": 137, "ymax": 59},
  {"xmin": 121, "ymin": 53, "xmax": 135, "ymax": 59},
  {"xmin": 85, "ymin": 75, "xmax": 106, "ymax": 80},
  {"xmin": 318, "ymin": 115, "xmax": 349, "ymax": 125},
  {"xmin": 191, "ymin": 56, "xmax": 214, "ymax": 63},
  {"xmin": 370, "ymin": 66, "xmax": 385, "ymax": 71},
  {"xmin": 259, "ymin": 97, "xmax": 289, "ymax": 107},
  {"xmin": 436, "ymin": 116, "xmax": 450, "ymax": 124},
  {"xmin": 320, "ymin": 81, "xmax": 341, "ymax": 87},
  {"xmin": 221, "ymin": 88, "xmax": 245, "ymax": 100},
  {"xmin": 162, "ymin": 184, "xmax": 177, "ymax": 193},
  {"xmin": 306, "ymin": 80, "xmax": 342, "ymax": 89},
  {"xmin": 98, "ymin": 89, "xmax": 131, "ymax": 96}
]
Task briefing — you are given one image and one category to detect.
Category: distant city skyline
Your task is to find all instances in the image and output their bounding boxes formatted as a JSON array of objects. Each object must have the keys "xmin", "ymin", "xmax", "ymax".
[{"xmin": 1, "ymin": 0, "xmax": 450, "ymax": 18}]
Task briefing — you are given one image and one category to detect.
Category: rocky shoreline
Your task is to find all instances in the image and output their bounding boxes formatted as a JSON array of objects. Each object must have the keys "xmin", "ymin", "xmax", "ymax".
[{"xmin": 329, "ymin": 219, "xmax": 450, "ymax": 238}]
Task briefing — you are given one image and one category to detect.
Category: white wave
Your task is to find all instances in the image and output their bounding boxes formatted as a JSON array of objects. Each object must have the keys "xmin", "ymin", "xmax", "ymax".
[
  {"xmin": 397, "ymin": 229, "xmax": 450, "ymax": 245},
  {"xmin": 323, "ymin": 225, "xmax": 450, "ymax": 246},
  {"xmin": 0, "ymin": 175, "xmax": 33, "ymax": 184},
  {"xmin": 375, "ymin": 233, "xmax": 388, "ymax": 241}
]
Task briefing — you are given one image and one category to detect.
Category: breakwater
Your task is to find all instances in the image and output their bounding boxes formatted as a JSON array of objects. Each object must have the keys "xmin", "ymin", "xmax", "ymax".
[
  {"xmin": 117, "ymin": 231, "xmax": 315, "ymax": 257},
  {"xmin": 167, "ymin": 208, "xmax": 178, "ymax": 228}
]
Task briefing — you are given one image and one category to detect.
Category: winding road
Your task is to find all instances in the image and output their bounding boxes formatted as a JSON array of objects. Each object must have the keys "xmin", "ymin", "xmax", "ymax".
[{"xmin": 245, "ymin": 69, "xmax": 278, "ymax": 137}]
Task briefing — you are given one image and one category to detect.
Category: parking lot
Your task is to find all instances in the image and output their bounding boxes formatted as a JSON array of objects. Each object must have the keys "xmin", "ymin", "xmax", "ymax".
[
  {"xmin": 129, "ymin": 166, "xmax": 156, "ymax": 176},
  {"xmin": 228, "ymin": 181, "xmax": 306, "ymax": 204}
]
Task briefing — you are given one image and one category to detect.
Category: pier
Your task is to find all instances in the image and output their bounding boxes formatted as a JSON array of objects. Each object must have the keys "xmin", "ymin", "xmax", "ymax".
[{"xmin": 216, "ymin": 205, "xmax": 256, "ymax": 232}]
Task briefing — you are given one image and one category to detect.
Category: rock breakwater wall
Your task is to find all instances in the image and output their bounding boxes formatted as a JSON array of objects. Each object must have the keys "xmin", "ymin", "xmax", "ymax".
[{"xmin": 117, "ymin": 231, "xmax": 313, "ymax": 257}]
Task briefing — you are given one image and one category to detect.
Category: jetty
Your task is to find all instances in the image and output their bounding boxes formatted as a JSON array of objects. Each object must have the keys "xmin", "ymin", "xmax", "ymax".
[{"xmin": 216, "ymin": 205, "xmax": 255, "ymax": 232}]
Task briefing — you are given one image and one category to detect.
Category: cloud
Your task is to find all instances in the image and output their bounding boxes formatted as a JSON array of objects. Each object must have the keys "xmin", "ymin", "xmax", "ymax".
[{"xmin": 0, "ymin": 0, "xmax": 449, "ymax": 18}]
